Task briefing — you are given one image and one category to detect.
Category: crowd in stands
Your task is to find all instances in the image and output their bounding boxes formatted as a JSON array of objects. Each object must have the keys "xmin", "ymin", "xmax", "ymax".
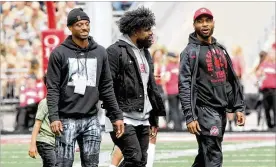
[
  {"xmin": 0, "ymin": 2, "xmax": 79, "ymax": 102},
  {"xmin": 0, "ymin": 2, "xmax": 81, "ymax": 132}
]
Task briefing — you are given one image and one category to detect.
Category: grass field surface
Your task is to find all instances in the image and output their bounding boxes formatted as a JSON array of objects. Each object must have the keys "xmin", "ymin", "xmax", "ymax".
[{"xmin": 1, "ymin": 132, "xmax": 275, "ymax": 167}]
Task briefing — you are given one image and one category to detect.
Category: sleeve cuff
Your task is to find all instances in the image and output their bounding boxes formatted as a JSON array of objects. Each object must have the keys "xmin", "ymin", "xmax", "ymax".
[
  {"xmin": 108, "ymin": 111, "xmax": 123, "ymax": 123},
  {"xmin": 49, "ymin": 115, "xmax": 59, "ymax": 123}
]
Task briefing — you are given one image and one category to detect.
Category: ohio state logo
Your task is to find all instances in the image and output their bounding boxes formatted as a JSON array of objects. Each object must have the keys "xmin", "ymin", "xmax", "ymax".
[
  {"xmin": 210, "ymin": 126, "xmax": 219, "ymax": 136},
  {"xmin": 200, "ymin": 8, "xmax": 207, "ymax": 13}
]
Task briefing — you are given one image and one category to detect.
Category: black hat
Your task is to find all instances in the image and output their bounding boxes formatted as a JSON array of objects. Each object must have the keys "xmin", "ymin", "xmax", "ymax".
[{"xmin": 67, "ymin": 8, "xmax": 90, "ymax": 26}]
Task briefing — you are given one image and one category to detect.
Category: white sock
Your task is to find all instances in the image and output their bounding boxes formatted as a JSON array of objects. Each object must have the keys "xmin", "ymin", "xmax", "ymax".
[
  {"xmin": 109, "ymin": 165, "xmax": 116, "ymax": 167},
  {"xmin": 146, "ymin": 143, "xmax": 156, "ymax": 167}
]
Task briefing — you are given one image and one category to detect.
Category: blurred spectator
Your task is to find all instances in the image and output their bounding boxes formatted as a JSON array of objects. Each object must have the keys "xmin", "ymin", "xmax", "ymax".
[
  {"xmin": 30, "ymin": 2, "xmax": 47, "ymax": 35},
  {"xmin": 1, "ymin": 2, "xmax": 16, "ymax": 25},
  {"xmin": 1, "ymin": 2, "xmax": 16, "ymax": 44},
  {"xmin": 0, "ymin": 43, "xmax": 6, "ymax": 57},
  {"xmin": 228, "ymin": 45, "xmax": 245, "ymax": 131},
  {"xmin": 3, "ymin": 64, "xmax": 17, "ymax": 99},
  {"xmin": 11, "ymin": 2, "xmax": 32, "ymax": 20},
  {"xmin": 255, "ymin": 46, "xmax": 276, "ymax": 131},
  {"xmin": 55, "ymin": 2, "xmax": 77, "ymax": 35},
  {"xmin": 16, "ymin": 33, "xmax": 33, "ymax": 56},
  {"xmin": 14, "ymin": 75, "xmax": 44, "ymax": 132},
  {"xmin": 255, "ymin": 51, "xmax": 269, "ymax": 74},
  {"xmin": 66, "ymin": 1, "xmax": 76, "ymax": 14},
  {"xmin": 5, "ymin": 42, "xmax": 25, "ymax": 94},
  {"xmin": 0, "ymin": 1, "xmax": 5, "ymax": 13},
  {"xmin": 56, "ymin": 2, "xmax": 68, "ymax": 34},
  {"xmin": 151, "ymin": 47, "xmax": 167, "ymax": 99},
  {"xmin": 112, "ymin": 1, "xmax": 133, "ymax": 11},
  {"xmin": 164, "ymin": 52, "xmax": 182, "ymax": 130},
  {"xmin": 231, "ymin": 45, "xmax": 245, "ymax": 80}
]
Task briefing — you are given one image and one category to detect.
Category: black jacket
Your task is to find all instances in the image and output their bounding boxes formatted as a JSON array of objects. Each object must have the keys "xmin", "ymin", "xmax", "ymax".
[
  {"xmin": 178, "ymin": 32, "xmax": 245, "ymax": 124},
  {"xmin": 46, "ymin": 35, "xmax": 123, "ymax": 123},
  {"xmin": 106, "ymin": 40, "xmax": 166, "ymax": 126}
]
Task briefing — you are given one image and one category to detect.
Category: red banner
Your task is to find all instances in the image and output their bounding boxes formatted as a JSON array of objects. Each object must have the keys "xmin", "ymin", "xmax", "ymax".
[
  {"xmin": 41, "ymin": 30, "xmax": 65, "ymax": 97},
  {"xmin": 42, "ymin": 30, "xmax": 65, "ymax": 74}
]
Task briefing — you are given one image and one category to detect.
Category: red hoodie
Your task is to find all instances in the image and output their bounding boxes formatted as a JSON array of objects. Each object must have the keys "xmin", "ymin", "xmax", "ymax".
[
  {"xmin": 259, "ymin": 61, "xmax": 276, "ymax": 90},
  {"xmin": 165, "ymin": 62, "xmax": 179, "ymax": 95},
  {"xmin": 231, "ymin": 56, "xmax": 244, "ymax": 78}
]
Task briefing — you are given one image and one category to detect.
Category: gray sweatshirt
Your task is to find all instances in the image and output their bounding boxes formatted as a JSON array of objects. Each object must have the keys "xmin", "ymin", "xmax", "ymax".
[{"xmin": 118, "ymin": 34, "xmax": 153, "ymax": 126}]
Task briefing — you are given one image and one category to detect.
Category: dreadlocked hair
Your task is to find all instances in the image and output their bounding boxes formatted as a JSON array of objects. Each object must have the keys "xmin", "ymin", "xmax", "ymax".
[{"xmin": 118, "ymin": 6, "xmax": 155, "ymax": 35}]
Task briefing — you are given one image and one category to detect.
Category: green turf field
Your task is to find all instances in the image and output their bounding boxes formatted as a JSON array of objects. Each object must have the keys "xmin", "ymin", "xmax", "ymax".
[{"xmin": 1, "ymin": 136, "xmax": 275, "ymax": 167}]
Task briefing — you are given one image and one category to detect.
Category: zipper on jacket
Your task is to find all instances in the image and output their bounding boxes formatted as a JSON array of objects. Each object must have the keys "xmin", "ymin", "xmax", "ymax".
[{"xmin": 191, "ymin": 45, "xmax": 201, "ymax": 121}]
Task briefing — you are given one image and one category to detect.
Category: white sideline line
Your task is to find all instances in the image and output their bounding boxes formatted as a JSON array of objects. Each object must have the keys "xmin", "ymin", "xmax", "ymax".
[
  {"xmin": 155, "ymin": 159, "xmax": 275, "ymax": 163},
  {"xmin": 73, "ymin": 141, "xmax": 275, "ymax": 167}
]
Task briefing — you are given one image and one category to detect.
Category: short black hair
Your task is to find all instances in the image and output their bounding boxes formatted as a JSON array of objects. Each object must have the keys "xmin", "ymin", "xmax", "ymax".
[{"xmin": 118, "ymin": 6, "xmax": 155, "ymax": 35}]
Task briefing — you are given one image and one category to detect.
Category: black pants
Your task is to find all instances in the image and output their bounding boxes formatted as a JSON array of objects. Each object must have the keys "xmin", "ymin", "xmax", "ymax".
[
  {"xmin": 15, "ymin": 103, "xmax": 38, "ymax": 131},
  {"xmin": 261, "ymin": 88, "xmax": 276, "ymax": 129},
  {"xmin": 192, "ymin": 106, "xmax": 227, "ymax": 167},
  {"xmin": 110, "ymin": 124, "xmax": 150, "ymax": 167},
  {"xmin": 167, "ymin": 94, "xmax": 182, "ymax": 130},
  {"xmin": 37, "ymin": 141, "xmax": 56, "ymax": 167}
]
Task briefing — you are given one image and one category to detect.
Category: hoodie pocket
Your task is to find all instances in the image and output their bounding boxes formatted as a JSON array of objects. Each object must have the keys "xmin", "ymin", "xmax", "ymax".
[{"xmin": 60, "ymin": 86, "xmax": 75, "ymax": 102}]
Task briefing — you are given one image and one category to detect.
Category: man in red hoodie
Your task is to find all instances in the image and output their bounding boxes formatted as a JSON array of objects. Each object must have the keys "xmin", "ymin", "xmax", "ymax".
[{"xmin": 178, "ymin": 8, "xmax": 245, "ymax": 167}]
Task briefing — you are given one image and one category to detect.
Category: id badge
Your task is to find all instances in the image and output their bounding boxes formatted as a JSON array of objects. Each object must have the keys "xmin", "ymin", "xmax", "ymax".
[{"xmin": 74, "ymin": 76, "xmax": 87, "ymax": 95}]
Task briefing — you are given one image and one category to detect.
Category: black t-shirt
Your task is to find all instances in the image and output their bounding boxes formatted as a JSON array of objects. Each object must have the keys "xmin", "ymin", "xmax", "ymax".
[{"xmin": 196, "ymin": 44, "xmax": 230, "ymax": 109}]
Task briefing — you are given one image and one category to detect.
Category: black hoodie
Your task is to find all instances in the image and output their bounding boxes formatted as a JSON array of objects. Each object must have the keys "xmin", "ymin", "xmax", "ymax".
[
  {"xmin": 189, "ymin": 32, "xmax": 229, "ymax": 109},
  {"xmin": 46, "ymin": 35, "xmax": 123, "ymax": 123}
]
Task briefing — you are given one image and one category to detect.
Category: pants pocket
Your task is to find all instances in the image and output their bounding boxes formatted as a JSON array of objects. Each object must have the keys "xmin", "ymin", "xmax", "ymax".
[{"xmin": 197, "ymin": 106, "xmax": 225, "ymax": 137}]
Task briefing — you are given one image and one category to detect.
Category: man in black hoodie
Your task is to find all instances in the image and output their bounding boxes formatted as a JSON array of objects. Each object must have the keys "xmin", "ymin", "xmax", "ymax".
[
  {"xmin": 46, "ymin": 8, "xmax": 124, "ymax": 167},
  {"xmin": 178, "ymin": 8, "xmax": 246, "ymax": 167}
]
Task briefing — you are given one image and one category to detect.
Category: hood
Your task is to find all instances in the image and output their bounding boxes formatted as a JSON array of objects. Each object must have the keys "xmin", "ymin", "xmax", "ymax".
[
  {"xmin": 119, "ymin": 34, "xmax": 139, "ymax": 49},
  {"xmin": 61, "ymin": 35, "xmax": 98, "ymax": 51},
  {"xmin": 188, "ymin": 32, "xmax": 217, "ymax": 45}
]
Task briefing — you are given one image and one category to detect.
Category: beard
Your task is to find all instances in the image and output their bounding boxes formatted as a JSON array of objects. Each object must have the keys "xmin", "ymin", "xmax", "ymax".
[
  {"xmin": 195, "ymin": 27, "xmax": 214, "ymax": 40},
  {"xmin": 74, "ymin": 31, "xmax": 89, "ymax": 41},
  {"xmin": 136, "ymin": 37, "xmax": 153, "ymax": 49},
  {"xmin": 77, "ymin": 34, "xmax": 89, "ymax": 40}
]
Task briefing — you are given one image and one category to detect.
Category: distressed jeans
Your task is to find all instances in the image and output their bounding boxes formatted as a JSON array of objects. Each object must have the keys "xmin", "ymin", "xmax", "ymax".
[{"xmin": 55, "ymin": 115, "xmax": 101, "ymax": 167}]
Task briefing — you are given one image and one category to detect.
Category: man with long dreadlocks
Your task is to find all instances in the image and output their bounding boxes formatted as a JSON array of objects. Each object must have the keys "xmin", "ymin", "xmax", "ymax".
[{"xmin": 105, "ymin": 6, "xmax": 166, "ymax": 167}]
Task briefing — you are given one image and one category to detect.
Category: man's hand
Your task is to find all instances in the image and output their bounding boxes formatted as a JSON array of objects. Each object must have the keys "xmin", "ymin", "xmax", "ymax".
[
  {"xmin": 28, "ymin": 144, "xmax": 37, "ymax": 159},
  {"xmin": 236, "ymin": 112, "xmax": 245, "ymax": 126},
  {"xmin": 50, "ymin": 120, "xmax": 63, "ymax": 136},
  {"xmin": 150, "ymin": 126, "xmax": 158, "ymax": 139},
  {"xmin": 187, "ymin": 120, "xmax": 201, "ymax": 135},
  {"xmin": 112, "ymin": 120, "xmax": 124, "ymax": 138}
]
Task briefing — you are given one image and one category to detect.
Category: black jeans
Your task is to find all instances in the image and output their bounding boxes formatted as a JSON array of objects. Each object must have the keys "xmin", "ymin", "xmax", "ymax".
[
  {"xmin": 167, "ymin": 94, "xmax": 182, "ymax": 130},
  {"xmin": 110, "ymin": 124, "xmax": 150, "ymax": 167},
  {"xmin": 192, "ymin": 106, "xmax": 227, "ymax": 167},
  {"xmin": 261, "ymin": 88, "xmax": 276, "ymax": 129},
  {"xmin": 55, "ymin": 115, "xmax": 101, "ymax": 167},
  {"xmin": 37, "ymin": 141, "xmax": 56, "ymax": 167}
]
